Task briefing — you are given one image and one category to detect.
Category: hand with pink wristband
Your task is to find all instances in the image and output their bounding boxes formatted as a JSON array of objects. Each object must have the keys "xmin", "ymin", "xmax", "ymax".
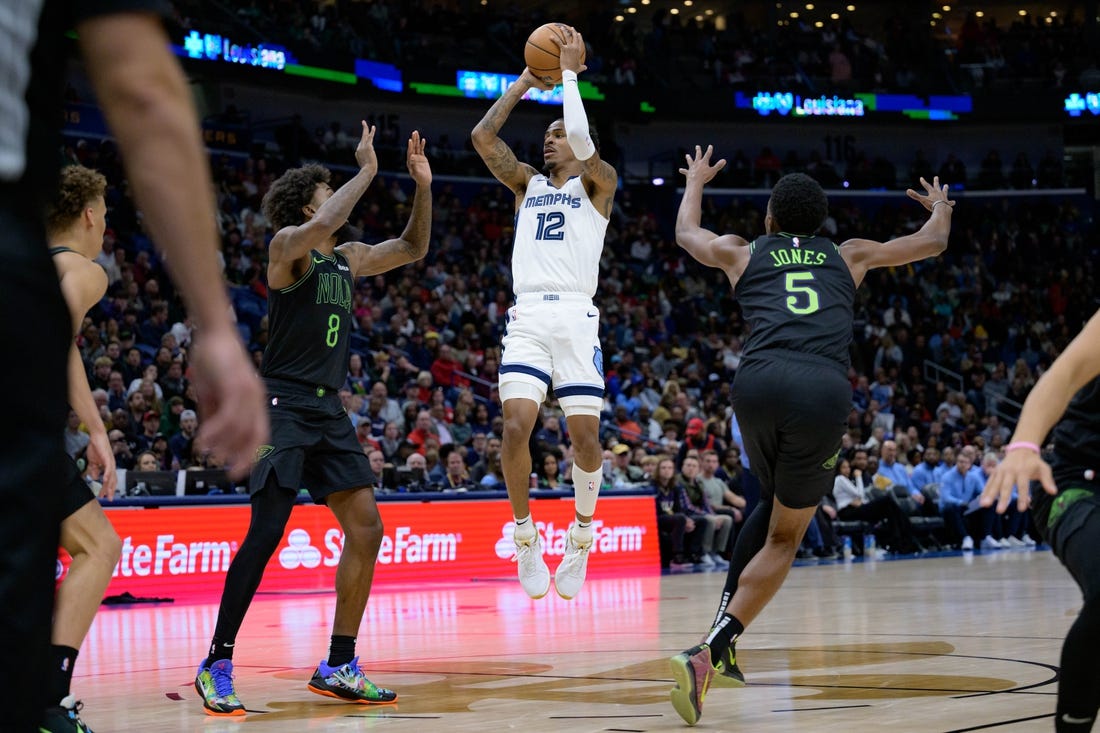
[
  {"xmin": 981, "ymin": 309, "xmax": 1100, "ymax": 516},
  {"xmin": 981, "ymin": 438, "xmax": 1056, "ymax": 513}
]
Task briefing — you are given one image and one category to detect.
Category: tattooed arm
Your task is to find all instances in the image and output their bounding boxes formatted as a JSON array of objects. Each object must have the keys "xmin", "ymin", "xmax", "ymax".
[{"xmin": 471, "ymin": 69, "xmax": 542, "ymax": 197}]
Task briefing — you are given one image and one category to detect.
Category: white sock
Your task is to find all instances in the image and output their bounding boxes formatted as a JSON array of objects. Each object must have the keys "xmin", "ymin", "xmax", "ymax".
[
  {"xmin": 514, "ymin": 514, "xmax": 536, "ymax": 542},
  {"xmin": 573, "ymin": 518, "xmax": 594, "ymax": 544}
]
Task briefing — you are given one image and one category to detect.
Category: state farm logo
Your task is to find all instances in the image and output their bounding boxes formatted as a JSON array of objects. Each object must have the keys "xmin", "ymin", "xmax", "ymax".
[
  {"xmin": 114, "ymin": 534, "xmax": 236, "ymax": 577},
  {"xmin": 495, "ymin": 519, "xmax": 646, "ymax": 560},
  {"xmin": 278, "ymin": 526, "xmax": 461, "ymax": 569},
  {"xmin": 279, "ymin": 528, "xmax": 322, "ymax": 569}
]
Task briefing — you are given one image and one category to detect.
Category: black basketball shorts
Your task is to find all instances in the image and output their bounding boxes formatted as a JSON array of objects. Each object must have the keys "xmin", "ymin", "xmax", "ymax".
[
  {"xmin": 731, "ymin": 350, "xmax": 850, "ymax": 509},
  {"xmin": 250, "ymin": 378, "xmax": 377, "ymax": 503},
  {"xmin": 58, "ymin": 453, "xmax": 97, "ymax": 522}
]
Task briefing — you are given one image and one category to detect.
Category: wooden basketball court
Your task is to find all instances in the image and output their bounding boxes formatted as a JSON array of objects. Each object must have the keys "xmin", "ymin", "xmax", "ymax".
[{"xmin": 77, "ymin": 549, "xmax": 1074, "ymax": 732}]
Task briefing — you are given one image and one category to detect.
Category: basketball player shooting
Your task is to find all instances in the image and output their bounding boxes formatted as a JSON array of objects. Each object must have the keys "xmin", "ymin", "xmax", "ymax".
[{"xmin": 471, "ymin": 26, "xmax": 617, "ymax": 600}]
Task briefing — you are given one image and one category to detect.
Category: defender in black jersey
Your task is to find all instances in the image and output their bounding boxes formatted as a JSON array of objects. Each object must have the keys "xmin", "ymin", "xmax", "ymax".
[
  {"xmin": 982, "ymin": 309, "xmax": 1100, "ymax": 732},
  {"xmin": 195, "ymin": 124, "xmax": 433, "ymax": 716},
  {"xmin": 667, "ymin": 150, "xmax": 954, "ymax": 726}
]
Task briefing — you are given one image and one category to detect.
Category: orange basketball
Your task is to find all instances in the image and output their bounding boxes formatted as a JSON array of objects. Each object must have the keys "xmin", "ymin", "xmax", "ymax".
[{"xmin": 524, "ymin": 23, "xmax": 584, "ymax": 86}]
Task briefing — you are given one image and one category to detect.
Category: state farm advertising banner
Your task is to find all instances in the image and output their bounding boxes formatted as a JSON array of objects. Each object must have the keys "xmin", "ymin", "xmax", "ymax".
[{"xmin": 60, "ymin": 496, "xmax": 658, "ymax": 599}]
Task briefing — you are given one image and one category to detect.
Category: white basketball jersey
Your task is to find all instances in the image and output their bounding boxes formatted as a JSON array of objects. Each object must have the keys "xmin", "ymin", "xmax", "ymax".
[{"xmin": 511, "ymin": 175, "xmax": 608, "ymax": 297}]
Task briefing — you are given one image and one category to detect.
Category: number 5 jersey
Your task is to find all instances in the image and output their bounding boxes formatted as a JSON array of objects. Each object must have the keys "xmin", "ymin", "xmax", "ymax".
[{"xmin": 734, "ymin": 233, "xmax": 855, "ymax": 368}]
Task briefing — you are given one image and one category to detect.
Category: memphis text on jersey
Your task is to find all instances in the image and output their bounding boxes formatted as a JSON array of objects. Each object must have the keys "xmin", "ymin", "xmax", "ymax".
[{"xmin": 524, "ymin": 191, "xmax": 583, "ymax": 209}]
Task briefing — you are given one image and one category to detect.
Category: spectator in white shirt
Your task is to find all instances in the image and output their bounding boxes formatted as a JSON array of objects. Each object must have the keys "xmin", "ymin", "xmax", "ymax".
[{"xmin": 833, "ymin": 452, "xmax": 920, "ymax": 555}]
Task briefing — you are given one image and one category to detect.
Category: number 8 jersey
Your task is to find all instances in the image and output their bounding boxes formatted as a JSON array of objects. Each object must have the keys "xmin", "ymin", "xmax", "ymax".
[
  {"xmin": 734, "ymin": 233, "xmax": 855, "ymax": 368},
  {"xmin": 261, "ymin": 249, "xmax": 354, "ymax": 390},
  {"xmin": 511, "ymin": 175, "xmax": 608, "ymax": 298}
]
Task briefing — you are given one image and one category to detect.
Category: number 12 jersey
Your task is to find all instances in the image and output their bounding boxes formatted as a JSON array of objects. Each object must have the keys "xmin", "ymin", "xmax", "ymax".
[{"xmin": 511, "ymin": 174, "xmax": 608, "ymax": 298}]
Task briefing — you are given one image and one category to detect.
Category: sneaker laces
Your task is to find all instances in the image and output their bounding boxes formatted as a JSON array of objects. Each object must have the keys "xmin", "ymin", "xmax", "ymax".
[
  {"xmin": 514, "ymin": 536, "xmax": 541, "ymax": 571},
  {"xmin": 560, "ymin": 534, "xmax": 590, "ymax": 572},
  {"xmin": 210, "ymin": 663, "xmax": 237, "ymax": 698}
]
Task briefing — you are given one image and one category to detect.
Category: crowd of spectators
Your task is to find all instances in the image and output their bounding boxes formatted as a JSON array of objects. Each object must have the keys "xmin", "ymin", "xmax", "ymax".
[
  {"xmin": 61, "ymin": 83, "xmax": 1094, "ymax": 561},
  {"xmin": 169, "ymin": 0, "xmax": 1100, "ymax": 97}
]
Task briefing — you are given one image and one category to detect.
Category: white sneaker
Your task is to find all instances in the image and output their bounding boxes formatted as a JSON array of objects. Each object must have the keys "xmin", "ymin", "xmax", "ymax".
[
  {"xmin": 961, "ymin": 536, "xmax": 974, "ymax": 551},
  {"xmin": 1005, "ymin": 536, "xmax": 1027, "ymax": 548},
  {"xmin": 554, "ymin": 530, "xmax": 592, "ymax": 600},
  {"xmin": 514, "ymin": 534, "xmax": 551, "ymax": 599},
  {"xmin": 1023, "ymin": 535, "xmax": 1037, "ymax": 547},
  {"xmin": 710, "ymin": 553, "xmax": 730, "ymax": 569},
  {"xmin": 696, "ymin": 553, "xmax": 717, "ymax": 569},
  {"xmin": 980, "ymin": 535, "xmax": 1001, "ymax": 550}
]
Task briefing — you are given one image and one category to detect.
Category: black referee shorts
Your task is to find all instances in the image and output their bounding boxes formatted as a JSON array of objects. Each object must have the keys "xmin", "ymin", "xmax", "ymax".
[{"xmin": 731, "ymin": 350, "xmax": 850, "ymax": 509}]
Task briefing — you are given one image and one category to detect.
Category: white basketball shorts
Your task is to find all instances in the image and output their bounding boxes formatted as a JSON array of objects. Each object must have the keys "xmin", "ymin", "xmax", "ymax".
[{"xmin": 499, "ymin": 292, "xmax": 605, "ymax": 416}]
